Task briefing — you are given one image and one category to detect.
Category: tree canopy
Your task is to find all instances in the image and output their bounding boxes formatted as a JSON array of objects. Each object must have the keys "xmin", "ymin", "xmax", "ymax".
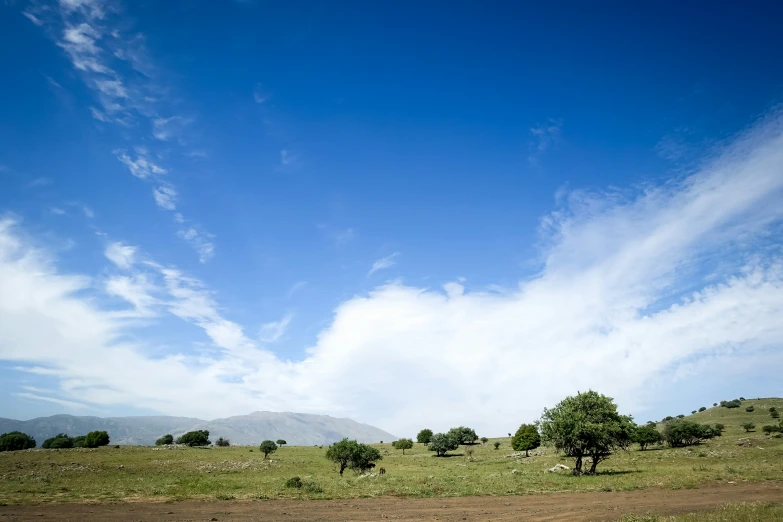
[
  {"xmin": 176, "ymin": 430, "xmax": 211, "ymax": 447},
  {"xmin": 215, "ymin": 437, "xmax": 230, "ymax": 447},
  {"xmin": 259, "ymin": 440, "xmax": 278, "ymax": 458},
  {"xmin": 447, "ymin": 426, "xmax": 478, "ymax": 445},
  {"xmin": 662, "ymin": 420, "xmax": 720, "ymax": 447},
  {"xmin": 539, "ymin": 390, "xmax": 634, "ymax": 475},
  {"xmin": 416, "ymin": 429, "xmax": 433, "ymax": 444},
  {"xmin": 392, "ymin": 438, "xmax": 413, "ymax": 454},
  {"xmin": 0, "ymin": 431, "xmax": 36, "ymax": 452},
  {"xmin": 428, "ymin": 432, "xmax": 460, "ymax": 457},
  {"xmin": 511, "ymin": 424, "xmax": 541, "ymax": 457},
  {"xmin": 325, "ymin": 438, "xmax": 382, "ymax": 475},
  {"xmin": 155, "ymin": 434, "xmax": 174, "ymax": 446},
  {"xmin": 85, "ymin": 431, "xmax": 110, "ymax": 448},
  {"xmin": 632, "ymin": 424, "xmax": 662, "ymax": 450},
  {"xmin": 42, "ymin": 433, "xmax": 74, "ymax": 449},
  {"xmin": 276, "ymin": 439, "xmax": 287, "ymax": 446}
]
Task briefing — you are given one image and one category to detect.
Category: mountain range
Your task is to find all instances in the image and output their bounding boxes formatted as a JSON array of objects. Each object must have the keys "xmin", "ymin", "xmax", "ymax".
[{"xmin": 0, "ymin": 411, "xmax": 397, "ymax": 446}]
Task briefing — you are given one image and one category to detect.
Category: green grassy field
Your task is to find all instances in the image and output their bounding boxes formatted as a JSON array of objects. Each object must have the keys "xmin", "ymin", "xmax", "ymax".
[
  {"xmin": 1, "ymin": 398, "xmax": 782, "ymax": 504},
  {"xmin": 619, "ymin": 502, "xmax": 783, "ymax": 522}
]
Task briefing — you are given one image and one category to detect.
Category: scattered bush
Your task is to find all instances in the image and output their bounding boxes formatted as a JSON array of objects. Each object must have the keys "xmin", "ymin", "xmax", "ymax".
[
  {"xmin": 72, "ymin": 436, "xmax": 87, "ymax": 448},
  {"xmin": 392, "ymin": 438, "xmax": 413, "ymax": 455},
  {"xmin": 416, "ymin": 429, "xmax": 433, "ymax": 445},
  {"xmin": 698, "ymin": 406, "xmax": 707, "ymax": 412},
  {"xmin": 42, "ymin": 433, "xmax": 74, "ymax": 449},
  {"xmin": 663, "ymin": 416, "xmax": 674, "ymax": 422},
  {"xmin": 155, "ymin": 434, "xmax": 174, "ymax": 446},
  {"xmin": 259, "ymin": 440, "xmax": 278, "ymax": 458},
  {"xmin": 740, "ymin": 397, "xmax": 746, "ymax": 401},
  {"xmin": 428, "ymin": 432, "xmax": 460, "ymax": 457},
  {"xmin": 676, "ymin": 414, "xmax": 685, "ymax": 418},
  {"xmin": 511, "ymin": 424, "xmax": 541, "ymax": 457},
  {"xmin": 662, "ymin": 420, "xmax": 719, "ymax": 447},
  {"xmin": 284, "ymin": 476, "xmax": 303, "ymax": 488},
  {"xmin": 772, "ymin": 411, "xmax": 780, "ymax": 419},
  {"xmin": 447, "ymin": 426, "xmax": 478, "ymax": 445},
  {"xmin": 720, "ymin": 399, "xmax": 741, "ymax": 409},
  {"xmin": 84, "ymin": 431, "xmax": 110, "ymax": 448},
  {"xmin": 742, "ymin": 422, "xmax": 755, "ymax": 433},
  {"xmin": 325, "ymin": 438, "xmax": 382, "ymax": 475},
  {"xmin": 713, "ymin": 403, "xmax": 718, "ymax": 407},
  {"xmin": 715, "ymin": 423, "xmax": 725, "ymax": 432},
  {"xmin": 276, "ymin": 439, "xmax": 287, "ymax": 446},
  {"xmin": 769, "ymin": 407, "xmax": 777, "ymax": 413},
  {"xmin": 0, "ymin": 432, "xmax": 36, "ymax": 452},
  {"xmin": 480, "ymin": 437, "xmax": 488, "ymax": 444},
  {"xmin": 632, "ymin": 425, "xmax": 662, "ymax": 450},
  {"xmin": 746, "ymin": 406, "xmax": 755, "ymax": 412},
  {"xmin": 539, "ymin": 390, "xmax": 634, "ymax": 475},
  {"xmin": 176, "ymin": 430, "xmax": 210, "ymax": 447},
  {"xmin": 691, "ymin": 410, "xmax": 696, "ymax": 414},
  {"xmin": 215, "ymin": 437, "xmax": 230, "ymax": 447},
  {"xmin": 493, "ymin": 441, "xmax": 500, "ymax": 450},
  {"xmin": 762, "ymin": 425, "xmax": 782, "ymax": 434}
]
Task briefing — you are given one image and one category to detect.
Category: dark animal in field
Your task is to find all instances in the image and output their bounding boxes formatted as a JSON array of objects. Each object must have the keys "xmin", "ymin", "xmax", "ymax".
[{"xmin": 379, "ymin": 467, "xmax": 386, "ymax": 475}]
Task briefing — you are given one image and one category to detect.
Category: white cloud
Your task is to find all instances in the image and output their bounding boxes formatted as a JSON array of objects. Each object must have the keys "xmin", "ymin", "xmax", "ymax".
[
  {"xmin": 153, "ymin": 185, "xmax": 177, "ymax": 210},
  {"xmin": 287, "ymin": 281, "xmax": 306, "ymax": 299},
  {"xmin": 259, "ymin": 313, "xmax": 293, "ymax": 343},
  {"xmin": 82, "ymin": 206, "xmax": 95, "ymax": 218},
  {"xmin": 253, "ymin": 83, "xmax": 269, "ymax": 104},
  {"xmin": 23, "ymin": 11, "xmax": 43, "ymax": 26},
  {"xmin": 95, "ymin": 79, "xmax": 127, "ymax": 98},
  {"xmin": 1, "ymin": 112, "xmax": 783, "ymax": 435},
  {"xmin": 117, "ymin": 149, "xmax": 167, "ymax": 179},
  {"xmin": 152, "ymin": 116, "xmax": 192, "ymax": 141},
  {"xmin": 15, "ymin": 392, "xmax": 87, "ymax": 410},
  {"xmin": 50, "ymin": 207, "xmax": 66, "ymax": 216},
  {"xmin": 104, "ymin": 241, "xmax": 136, "ymax": 270},
  {"xmin": 529, "ymin": 118, "xmax": 562, "ymax": 164},
  {"xmin": 280, "ymin": 149, "xmax": 294, "ymax": 165},
  {"xmin": 368, "ymin": 252, "xmax": 399, "ymax": 276},
  {"xmin": 176, "ymin": 227, "xmax": 215, "ymax": 263}
]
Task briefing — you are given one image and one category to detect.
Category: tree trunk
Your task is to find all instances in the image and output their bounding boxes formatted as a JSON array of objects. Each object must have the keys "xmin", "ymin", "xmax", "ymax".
[
  {"xmin": 525, "ymin": 449, "xmax": 529, "ymax": 457},
  {"xmin": 339, "ymin": 463, "xmax": 346, "ymax": 476},
  {"xmin": 588, "ymin": 458, "xmax": 599, "ymax": 474},
  {"xmin": 573, "ymin": 455, "xmax": 583, "ymax": 475}
]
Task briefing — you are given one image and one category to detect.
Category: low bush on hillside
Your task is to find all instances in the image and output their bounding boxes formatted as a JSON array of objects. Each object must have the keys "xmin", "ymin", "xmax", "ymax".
[
  {"xmin": 259, "ymin": 440, "xmax": 278, "ymax": 458},
  {"xmin": 742, "ymin": 422, "xmax": 755, "ymax": 432},
  {"xmin": 698, "ymin": 406, "xmax": 707, "ymax": 412},
  {"xmin": 662, "ymin": 420, "xmax": 720, "ymax": 447},
  {"xmin": 632, "ymin": 425, "xmax": 662, "ymax": 450},
  {"xmin": 746, "ymin": 406, "xmax": 755, "ymax": 412},
  {"xmin": 720, "ymin": 399, "xmax": 742, "ymax": 409},
  {"xmin": 428, "ymin": 432, "xmax": 460, "ymax": 457},
  {"xmin": 326, "ymin": 438, "xmax": 382, "ymax": 475},
  {"xmin": 176, "ymin": 430, "xmax": 211, "ymax": 447},
  {"xmin": 42, "ymin": 433, "xmax": 74, "ymax": 449},
  {"xmin": 155, "ymin": 434, "xmax": 174, "ymax": 446},
  {"xmin": 215, "ymin": 437, "xmax": 230, "ymax": 447},
  {"xmin": 392, "ymin": 438, "xmax": 413, "ymax": 454}
]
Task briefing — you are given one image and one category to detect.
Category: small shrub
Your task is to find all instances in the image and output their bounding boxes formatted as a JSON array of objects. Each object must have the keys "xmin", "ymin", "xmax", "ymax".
[
  {"xmin": 715, "ymin": 423, "xmax": 725, "ymax": 432},
  {"xmin": 392, "ymin": 438, "xmax": 413, "ymax": 454},
  {"xmin": 42, "ymin": 433, "xmax": 73, "ymax": 449},
  {"xmin": 303, "ymin": 482, "xmax": 323, "ymax": 494},
  {"xmin": 284, "ymin": 476, "xmax": 303, "ymax": 489},
  {"xmin": 0, "ymin": 432, "xmax": 36, "ymax": 452},
  {"xmin": 259, "ymin": 440, "xmax": 278, "ymax": 458},
  {"xmin": 480, "ymin": 437, "xmax": 488, "ymax": 444},
  {"xmin": 691, "ymin": 410, "xmax": 696, "ymax": 414},
  {"xmin": 84, "ymin": 431, "xmax": 110, "ymax": 448},
  {"xmin": 746, "ymin": 405, "xmax": 755, "ymax": 412},
  {"xmin": 176, "ymin": 430, "xmax": 210, "ymax": 447},
  {"xmin": 742, "ymin": 422, "xmax": 755, "ymax": 432},
  {"xmin": 698, "ymin": 406, "xmax": 706, "ymax": 412},
  {"xmin": 215, "ymin": 437, "xmax": 230, "ymax": 447},
  {"xmin": 762, "ymin": 425, "xmax": 782, "ymax": 434},
  {"xmin": 663, "ymin": 416, "xmax": 674, "ymax": 421},
  {"xmin": 713, "ymin": 403, "xmax": 717, "ymax": 406},
  {"xmin": 276, "ymin": 439, "xmax": 287, "ymax": 446},
  {"xmin": 769, "ymin": 407, "xmax": 777, "ymax": 413},
  {"xmin": 739, "ymin": 397, "xmax": 746, "ymax": 401},
  {"xmin": 772, "ymin": 411, "xmax": 780, "ymax": 419},
  {"xmin": 721, "ymin": 399, "xmax": 741, "ymax": 409},
  {"xmin": 493, "ymin": 441, "xmax": 500, "ymax": 450},
  {"xmin": 676, "ymin": 414, "xmax": 685, "ymax": 419},
  {"xmin": 155, "ymin": 434, "xmax": 174, "ymax": 446}
]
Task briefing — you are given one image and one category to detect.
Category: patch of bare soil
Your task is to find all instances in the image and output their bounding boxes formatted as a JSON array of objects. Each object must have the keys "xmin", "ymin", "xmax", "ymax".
[{"xmin": 1, "ymin": 482, "xmax": 781, "ymax": 521}]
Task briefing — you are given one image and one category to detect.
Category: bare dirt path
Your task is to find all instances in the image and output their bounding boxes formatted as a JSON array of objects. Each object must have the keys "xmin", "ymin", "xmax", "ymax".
[{"xmin": 1, "ymin": 482, "xmax": 781, "ymax": 522}]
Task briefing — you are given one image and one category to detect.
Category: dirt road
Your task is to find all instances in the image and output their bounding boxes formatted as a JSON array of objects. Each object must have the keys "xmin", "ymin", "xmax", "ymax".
[{"xmin": 1, "ymin": 482, "xmax": 781, "ymax": 521}]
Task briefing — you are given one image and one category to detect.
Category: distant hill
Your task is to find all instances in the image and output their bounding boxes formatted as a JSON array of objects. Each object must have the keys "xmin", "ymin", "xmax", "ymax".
[
  {"xmin": 660, "ymin": 397, "xmax": 783, "ymax": 435},
  {"xmin": 0, "ymin": 411, "xmax": 397, "ymax": 447}
]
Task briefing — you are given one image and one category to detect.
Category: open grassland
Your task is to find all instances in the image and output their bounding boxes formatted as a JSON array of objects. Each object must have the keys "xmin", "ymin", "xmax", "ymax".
[
  {"xmin": 619, "ymin": 502, "xmax": 783, "ymax": 522},
  {"xmin": 1, "ymin": 399, "xmax": 782, "ymax": 504}
]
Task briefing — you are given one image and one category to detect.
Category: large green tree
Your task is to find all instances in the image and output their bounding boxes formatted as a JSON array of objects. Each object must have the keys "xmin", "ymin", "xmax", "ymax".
[
  {"xmin": 176, "ymin": 430, "xmax": 211, "ymax": 447},
  {"xmin": 155, "ymin": 434, "xmax": 174, "ymax": 446},
  {"xmin": 325, "ymin": 438, "xmax": 382, "ymax": 475},
  {"xmin": 662, "ymin": 420, "xmax": 720, "ymax": 447},
  {"xmin": 539, "ymin": 390, "xmax": 634, "ymax": 475},
  {"xmin": 416, "ymin": 429, "xmax": 433, "ymax": 444},
  {"xmin": 259, "ymin": 440, "xmax": 278, "ymax": 458},
  {"xmin": 428, "ymin": 432, "xmax": 460, "ymax": 457},
  {"xmin": 0, "ymin": 432, "xmax": 36, "ymax": 452},
  {"xmin": 447, "ymin": 426, "xmax": 478, "ymax": 445},
  {"xmin": 85, "ymin": 431, "xmax": 110, "ymax": 448},
  {"xmin": 511, "ymin": 424, "xmax": 541, "ymax": 457},
  {"xmin": 632, "ymin": 424, "xmax": 662, "ymax": 450},
  {"xmin": 42, "ymin": 433, "xmax": 74, "ymax": 449}
]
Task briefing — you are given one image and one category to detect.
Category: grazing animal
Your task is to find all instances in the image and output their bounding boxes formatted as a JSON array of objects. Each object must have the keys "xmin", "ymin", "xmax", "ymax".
[{"xmin": 379, "ymin": 467, "xmax": 386, "ymax": 475}]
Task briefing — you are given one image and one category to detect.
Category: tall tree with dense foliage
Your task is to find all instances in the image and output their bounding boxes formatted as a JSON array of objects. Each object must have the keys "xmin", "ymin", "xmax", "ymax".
[
  {"xmin": 416, "ymin": 429, "xmax": 433, "ymax": 445},
  {"xmin": 539, "ymin": 390, "xmax": 634, "ymax": 475},
  {"xmin": 511, "ymin": 424, "xmax": 541, "ymax": 457},
  {"xmin": 325, "ymin": 438, "xmax": 382, "ymax": 475},
  {"xmin": 85, "ymin": 431, "xmax": 110, "ymax": 448},
  {"xmin": 0, "ymin": 432, "xmax": 36, "ymax": 452},
  {"xmin": 176, "ymin": 430, "xmax": 211, "ymax": 447},
  {"xmin": 42, "ymin": 433, "xmax": 74, "ymax": 449},
  {"xmin": 259, "ymin": 440, "xmax": 278, "ymax": 458},
  {"xmin": 447, "ymin": 426, "xmax": 478, "ymax": 445},
  {"xmin": 662, "ymin": 420, "xmax": 720, "ymax": 447},
  {"xmin": 393, "ymin": 438, "xmax": 413, "ymax": 455},
  {"xmin": 428, "ymin": 432, "xmax": 460, "ymax": 457}
]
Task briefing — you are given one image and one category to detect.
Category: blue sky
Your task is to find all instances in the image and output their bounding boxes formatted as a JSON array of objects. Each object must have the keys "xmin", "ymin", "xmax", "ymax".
[{"xmin": 1, "ymin": 0, "xmax": 782, "ymax": 436}]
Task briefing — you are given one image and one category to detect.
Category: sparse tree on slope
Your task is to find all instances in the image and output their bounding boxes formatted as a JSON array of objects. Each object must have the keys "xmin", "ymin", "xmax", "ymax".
[
  {"xmin": 743, "ymin": 422, "xmax": 755, "ymax": 433},
  {"xmin": 325, "ymin": 439, "xmax": 382, "ymax": 475},
  {"xmin": 428, "ymin": 432, "xmax": 460, "ymax": 457},
  {"xmin": 0, "ymin": 432, "xmax": 36, "ymax": 452},
  {"xmin": 539, "ymin": 390, "xmax": 634, "ymax": 475},
  {"xmin": 176, "ymin": 430, "xmax": 211, "ymax": 447},
  {"xmin": 632, "ymin": 425, "xmax": 662, "ymax": 450},
  {"xmin": 155, "ymin": 434, "xmax": 174, "ymax": 446},
  {"xmin": 393, "ymin": 438, "xmax": 413, "ymax": 455},
  {"xmin": 276, "ymin": 439, "xmax": 287, "ymax": 446},
  {"xmin": 447, "ymin": 426, "xmax": 478, "ymax": 445}
]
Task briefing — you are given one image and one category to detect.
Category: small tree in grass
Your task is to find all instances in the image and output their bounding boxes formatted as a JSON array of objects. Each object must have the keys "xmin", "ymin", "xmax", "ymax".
[
  {"xmin": 259, "ymin": 440, "xmax": 278, "ymax": 459},
  {"xmin": 480, "ymin": 437, "xmax": 488, "ymax": 444},
  {"xmin": 42, "ymin": 433, "xmax": 74, "ymax": 449},
  {"xmin": 176, "ymin": 430, "xmax": 210, "ymax": 447},
  {"xmin": 539, "ymin": 390, "xmax": 634, "ymax": 475},
  {"xmin": 0, "ymin": 432, "xmax": 36, "ymax": 452},
  {"xmin": 715, "ymin": 423, "xmax": 725, "ymax": 433},
  {"xmin": 746, "ymin": 406, "xmax": 755, "ymax": 413},
  {"xmin": 276, "ymin": 439, "xmax": 287, "ymax": 447},
  {"xmin": 416, "ymin": 429, "xmax": 433, "ymax": 445},
  {"xmin": 511, "ymin": 424, "xmax": 541, "ymax": 457},
  {"xmin": 155, "ymin": 434, "xmax": 174, "ymax": 446},
  {"xmin": 699, "ymin": 407, "xmax": 707, "ymax": 412},
  {"xmin": 762, "ymin": 425, "xmax": 782, "ymax": 434},
  {"xmin": 742, "ymin": 422, "xmax": 755, "ymax": 433},
  {"xmin": 85, "ymin": 431, "xmax": 110, "ymax": 448},
  {"xmin": 325, "ymin": 439, "xmax": 381, "ymax": 475},
  {"xmin": 772, "ymin": 411, "xmax": 780, "ymax": 419},
  {"xmin": 494, "ymin": 441, "xmax": 500, "ymax": 450},
  {"xmin": 215, "ymin": 437, "xmax": 230, "ymax": 447},
  {"xmin": 393, "ymin": 438, "xmax": 413, "ymax": 455},
  {"xmin": 428, "ymin": 432, "xmax": 460, "ymax": 457},
  {"xmin": 447, "ymin": 426, "xmax": 478, "ymax": 445},
  {"xmin": 632, "ymin": 425, "xmax": 662, "ymax": 450}
]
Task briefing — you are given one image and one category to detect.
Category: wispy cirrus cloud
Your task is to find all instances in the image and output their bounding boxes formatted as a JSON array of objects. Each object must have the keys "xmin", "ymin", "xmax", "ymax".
[
  {"xmin": 24, "ymin": 0, "xmax": 215, "ymax": 261},
  {"xmin": 368, "ymin": 252, "xmax": 399, "ymax": 276},
  {"xmin": 528, "ymin": 118, "xmax": 562, "ymax": 164}
]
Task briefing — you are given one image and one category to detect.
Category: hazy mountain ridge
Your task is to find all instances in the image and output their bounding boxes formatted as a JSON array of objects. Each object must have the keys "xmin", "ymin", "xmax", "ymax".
[{"xmin": 0, "ymin": 412, "xmax": 396, "ymax": 446}]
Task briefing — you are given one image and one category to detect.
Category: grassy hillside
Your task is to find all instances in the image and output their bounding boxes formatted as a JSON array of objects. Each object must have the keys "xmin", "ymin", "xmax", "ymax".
[{"xmin": 1, "ymin": 398, "xmax": 781, "ymax": 504}]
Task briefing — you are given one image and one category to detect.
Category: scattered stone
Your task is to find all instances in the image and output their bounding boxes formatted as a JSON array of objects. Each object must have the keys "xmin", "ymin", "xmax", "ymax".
[
  {"xmin": 511, "ymin": 469, "xmax": 519, "ymax": 474},
  {"xmin": 547, "ymin": 464, "xmax": 570, "ymax": 473}
]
